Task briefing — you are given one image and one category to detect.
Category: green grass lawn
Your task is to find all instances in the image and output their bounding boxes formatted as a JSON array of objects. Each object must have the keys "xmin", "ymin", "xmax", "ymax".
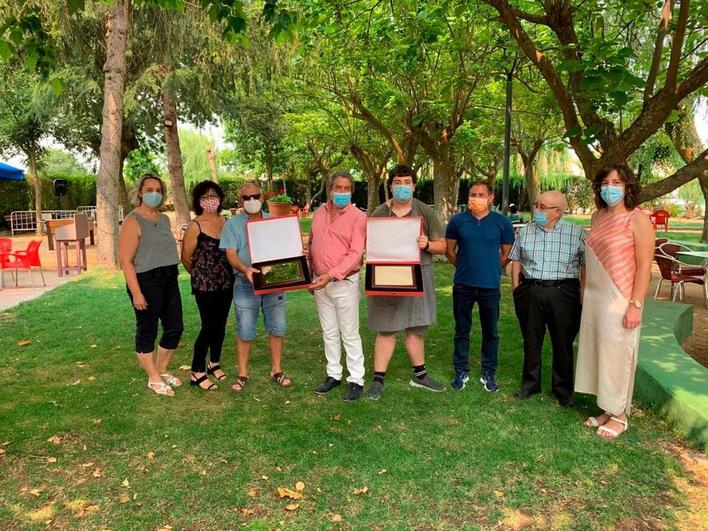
[
  {"xmin": 0, "ymin": 265, "xmax": 697, "ymax": 529},
  {"xmin": 565, "ymin": 215, "xmax": 704, "ymax": 231}
]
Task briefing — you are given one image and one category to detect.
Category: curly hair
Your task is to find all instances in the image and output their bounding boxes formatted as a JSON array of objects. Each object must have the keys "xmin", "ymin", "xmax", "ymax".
[
  {"xmin": 191, "ymin": 180, "xmax": 225, "ymax": 215},
  {"xmin": 592, "ymin": 165, "xmax": 641, "ymax": 210},
  {"xmin": 387, "ymin": 164, "xmax": 417, "ymax": 187}
]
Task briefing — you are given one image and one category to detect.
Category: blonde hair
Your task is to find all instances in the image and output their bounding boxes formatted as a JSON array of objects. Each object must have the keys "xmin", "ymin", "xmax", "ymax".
[{"xmin": 132, "ymin": 173, "xmax": 167, "ymax": 207}]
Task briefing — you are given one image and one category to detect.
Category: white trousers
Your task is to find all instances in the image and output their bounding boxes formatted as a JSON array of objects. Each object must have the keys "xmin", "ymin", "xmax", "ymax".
[{"xmin": 313, "ymin": 273, "xmax": 365, "ymax": 385}]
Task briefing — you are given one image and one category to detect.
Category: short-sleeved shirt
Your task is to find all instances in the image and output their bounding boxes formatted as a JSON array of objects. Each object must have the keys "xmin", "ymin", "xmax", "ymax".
[
  {"xmin": 219, "ymin": 211, "xmax": 271, "ymax": 271},
  {"xmin": 509, "ymin": 219, "xmax": 586, "ymax": 280},
  {"xmin": 445, "ymin": 210, "xmax": 515, "ymax": 289}
]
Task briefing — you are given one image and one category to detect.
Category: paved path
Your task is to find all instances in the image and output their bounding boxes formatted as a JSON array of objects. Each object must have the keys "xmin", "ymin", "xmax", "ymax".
[{"xmin": 0, "ymin": 271, "xmax": 76, "ymax": 312}]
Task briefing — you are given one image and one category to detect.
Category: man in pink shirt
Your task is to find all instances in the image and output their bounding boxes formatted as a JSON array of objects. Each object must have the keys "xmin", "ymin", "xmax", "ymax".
[{"xmin": 309, "ymin": 171, "xmax": 367, "ymax": 401}]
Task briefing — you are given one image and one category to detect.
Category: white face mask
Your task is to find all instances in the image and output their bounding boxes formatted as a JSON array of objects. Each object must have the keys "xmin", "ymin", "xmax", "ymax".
[{"xmin": 243, "ymin": 198, "xmax": 262, "ymax": 214}]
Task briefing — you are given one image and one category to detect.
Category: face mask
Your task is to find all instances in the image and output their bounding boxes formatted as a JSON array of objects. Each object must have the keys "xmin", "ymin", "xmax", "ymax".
[
  {"xmin": 600, "ymin": 185, "xmax": 624, "ymax": 206},
  {"xmin": 332, "ymin": 192, "xmax": 351, "ymax": 208},
  {"xmin": 243, "ymin": 198, "xmax": 262, "ymax": 214},
  {"xmin": 533, "ymin": 211, "xmax": 548, "ymax": 225},
  {"xmin": 468, "ymin": 197, "xmax": 488, "ymax": 214},
  {"xmin": 392, "ymin": 184, "xmax": 413, "ymax": 202},
  {"xmin": 142, "ymin": 191, "xmax": 162, "ymax": 208},
  {"xmin": 200, "ymin": 197, "xmax": 220, "ymax": 214}
]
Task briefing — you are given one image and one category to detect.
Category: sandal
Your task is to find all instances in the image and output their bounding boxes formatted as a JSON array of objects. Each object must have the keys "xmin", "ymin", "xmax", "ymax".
[
  {"xmin": 207, "ymin": 362, "xmax": 227, "ymax": 381},
  {"xmin": 148, "ymin": 380, "xmax": 174, "ymax": 396},
  {"xmin": 190, "ymin": 373, "xmax": 217, "ymax": 391},
  {"xmin": 161, "ymin": 373, "xmax": 182, "ymax": 387},
  {"xmin": 271, "ymin": 372, "xmax": 292, "ymax": 388},
  {"xmin": 585, "ymin": 413, "xmax": 610, "ymax": 428},
  {"xmin": 231, "ymin": 376, "xmax": 249, "ymax": 393},
  {"xmin": 597, "ymin": 417, "xmax": 628, "ymax": 439}
]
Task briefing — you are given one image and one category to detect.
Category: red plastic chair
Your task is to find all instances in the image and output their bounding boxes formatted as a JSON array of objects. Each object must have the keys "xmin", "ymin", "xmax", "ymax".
[
  {"xmin": 2, "ymin": 240, "xmax": 46, "ymax": 288},
  {"xmin": 650, "ymin": 209, "xmax": 670, "ymax": 232}
]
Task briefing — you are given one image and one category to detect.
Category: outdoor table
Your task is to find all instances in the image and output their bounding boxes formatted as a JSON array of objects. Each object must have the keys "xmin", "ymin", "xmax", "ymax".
[{"xmin": 46, "ymin": 219, "xmax": 95, "ymax": 251}]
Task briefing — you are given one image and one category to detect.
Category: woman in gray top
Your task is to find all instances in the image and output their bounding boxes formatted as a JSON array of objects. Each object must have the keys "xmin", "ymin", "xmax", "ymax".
[{"xmin": 118, "ymin": 173, "xmax": 184, "ymax": 396}]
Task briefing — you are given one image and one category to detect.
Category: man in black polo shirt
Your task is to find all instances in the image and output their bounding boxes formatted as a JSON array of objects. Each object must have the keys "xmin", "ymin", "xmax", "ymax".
[
  {"xmin": 509, "ymin": 191, "xmax": 585, "ymax": 408},
  {"xmin": 445, "ymin": 181, "xmax": 515, "ymax": 392}
]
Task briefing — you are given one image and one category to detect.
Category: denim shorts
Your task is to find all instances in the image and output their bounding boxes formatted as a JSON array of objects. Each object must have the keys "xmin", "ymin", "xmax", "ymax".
[{"xmin": 233, "ymin": 276, "xmax": 287, "ymax": 340}]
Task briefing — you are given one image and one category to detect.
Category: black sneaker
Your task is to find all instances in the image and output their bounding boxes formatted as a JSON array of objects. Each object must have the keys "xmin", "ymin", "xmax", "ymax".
[
  {"xmin": 342, "ymin": 382, "xmax": 363, "ymax": 401},
  {"xmin": 367, "ymin": 380, "xmax": 384, "ymax": 400},
  {"xmin": 480, "ymin": 370, "xmax": 499, "ymax": 393},
  {"xmin": 314, "ymin": 376, "xmax": 341, "ymax": 395},
  {"xmin": 409, "ymin": 374, "xmax": 445, "ymax": 392}
]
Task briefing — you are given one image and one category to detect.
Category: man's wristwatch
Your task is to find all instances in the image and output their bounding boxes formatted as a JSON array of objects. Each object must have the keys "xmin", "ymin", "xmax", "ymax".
[{"xmin": 629, "ymin": 299, "xmax": 643, "ymax": 309}]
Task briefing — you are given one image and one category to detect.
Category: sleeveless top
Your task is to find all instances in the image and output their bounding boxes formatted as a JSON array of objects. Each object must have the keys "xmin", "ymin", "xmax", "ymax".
[
  {"xmin": 127, "ymin": 211, "xmax": 179, "ymax": 274},
  {"xmin": 586, "ymin": 209, "xmax": 638, "ymax": 300},
  {"xmin": 190, "ymin": 220, "xmax": 234, "ymax": 293}
]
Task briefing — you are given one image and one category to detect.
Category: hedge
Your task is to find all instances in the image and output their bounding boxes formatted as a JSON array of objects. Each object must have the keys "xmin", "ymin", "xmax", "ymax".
[{"xmin": 0, "ymin": 173, "xmax": 96, "ymax": 227}]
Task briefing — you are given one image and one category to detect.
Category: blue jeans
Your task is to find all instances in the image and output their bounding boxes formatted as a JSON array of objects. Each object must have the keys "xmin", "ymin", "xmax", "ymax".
[
  {"xmin": 233, "ymin": 276, "xmax": 287, "ymax": 340},
  {"xmin": 452, "ymin": 284, "xmax": 500, "ymax": 374}
]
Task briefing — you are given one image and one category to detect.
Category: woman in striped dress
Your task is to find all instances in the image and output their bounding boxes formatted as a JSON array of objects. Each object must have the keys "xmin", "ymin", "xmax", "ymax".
[{"xmin": 575, "ymin": 165, "xmax": 654, "ymax": 438}]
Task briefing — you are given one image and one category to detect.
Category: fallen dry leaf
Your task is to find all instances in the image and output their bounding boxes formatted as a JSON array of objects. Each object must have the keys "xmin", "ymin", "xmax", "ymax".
[
  {"xmin": 276, "ymin": 487, "xmax": 302, "ymax": 500},
  {"xmin": 261, "ymin": 475, "xmax": 269, "ymax": 480},
  {"xmin": 332, "ymin": 514, "xmax": 342, "ymax": 522},
  {"xmin": 178, "ymin": 365, "xmax": 191, "ymax": 371},
  {"xmin": 90, "ymin": 344, "xmax": 97, "ymax": 349},
  {"xmin": 353, "ymin": 486, "xmax": 368, "ymax": 495},
  {"xmin": 17, "ymin": 339, "xmax": 31, "ymax": 346},
  {"xmin": 92, "ymin": 469, "xmax": 103, "ymax": 478},
  {"xmin": 0, "ymin": 448, "xmax": 5, "ymax": 457},
  {"xmin": 494, "ymin": 490, "xmax": 504, "ymax": 498},
  {"xmin": 247, "ymin": 489, "xmax": 257, "ymax": 497},
  {"xmin": 80, "ymin": 462, "xmax": 95, "ymax": 468},
  {"xmin": 121, "ymin": 479, "xmax": 130, "ymax": 488},
  {"xmin": 88, "ymin": 376, "xmax": 96, "ymax": 381},
  {"xmin": 240, "ymin": 508, "xmax": 255, "ymax": 515},
  {"xmin": 30, "ymin": 488, "xmax": 42, "ymax": 497},
  {"xmin": 156, "ymin": 526, "xmax": 172, "ymax": 531},
  {"xmin": 378, "ymin": 469, "xmax": 387, "ymax": 475},
  {"xmin": 47, "ymin": 436, "xmax": 61, "ymax": 445},
  {"xmin": 295, "ymin": 481, "xmax": 305, "ymax": 491},
  {"xmin": 284, "ymin": 503, "xmax": 299, "ymax": 511},
  {"xmin": 91, "ymin": 419, "xmax": 102, "ymax": 425},
  {"xmin": 119, "ymin": 495, "xmax": 130, "ymax": 503},
  {"xmin": 147, "ymin": 452, "xmax": 155, "ymax": 460},
  {"xmin": 46, "ymin": 457, "xmax": 57, "ymax": 463},
  {"xmin": 333, "ymin": 415, "xmax": 341, "ymax": 421},
  {"xmin": 68, "ymin": 379, "xmax": 81, "ymax": 386},
  {"xmin": 1, "ymin": 441, "xmax": 10, "ymax": 446}
]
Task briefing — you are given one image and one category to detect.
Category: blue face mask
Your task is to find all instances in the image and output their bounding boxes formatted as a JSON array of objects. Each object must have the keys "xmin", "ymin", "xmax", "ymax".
[
  {"xmin": 600, "ymin": 185, "xmax": 624, "ymax": 206},
  {"xmin": 332, "ymin": 192, "xmax": 351, "ymax": 208},
  {"xmin": 392, "ymin": 184, "xmax": 414, "ymax": 202},
  {"xmin": 533, "ymin": 211, "xmax": 548, "ymax": 225},
  {"xmin": 142, "ymin": 191, "xmax": 162, "ymax": 208}
]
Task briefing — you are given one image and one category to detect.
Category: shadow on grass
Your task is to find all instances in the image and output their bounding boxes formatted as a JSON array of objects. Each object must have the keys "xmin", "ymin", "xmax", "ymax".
[{"xmin": 0, "ymin": 267, "xmax": 695, "ymax": 529}]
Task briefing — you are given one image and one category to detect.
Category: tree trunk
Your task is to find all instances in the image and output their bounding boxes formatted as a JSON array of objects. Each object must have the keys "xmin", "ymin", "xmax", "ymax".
[
  {"xmin": 700, "ymin": 172, "xmax": 708, "ymax": 243},
  {"xmin": 161, "ymin": 88, "xmax": 190, "ymax": 227},
  {"xmin": 95, "ymin": 0, "xmax": 130, "ymax": 267},
  {"xmin": 206, "ymin": 147, "xmax": 219, "ymax": 183},
  {"xmin": 432, "ymin": 158, "xmax": 460, "ymax": 225},
  {"xmin": 117, "ymin": 155, "xmax": 130, "ymax": 215},
  {"xmin": 367, "ymin": 174, "xmax": 381, "ymax": 213},
  {"xmin": 27, "ymin": 148, "xmax": 42, "ymax": 236}
]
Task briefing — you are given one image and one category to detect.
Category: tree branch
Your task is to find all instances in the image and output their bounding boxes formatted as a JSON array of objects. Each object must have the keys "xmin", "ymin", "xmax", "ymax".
[
  {"xmin": 664, "ymin": 0, "xmax": 691, "ymax": 92},
  {"xmin": 639, "ymin": 147, "xmax": 707, "ymax": 201},
  {"xmin": 644, "ymin": 0, "xmax": 672, "ymax": 102}
]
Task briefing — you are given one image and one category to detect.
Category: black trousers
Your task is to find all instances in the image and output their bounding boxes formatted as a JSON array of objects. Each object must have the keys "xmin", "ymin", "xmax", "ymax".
[
  {"xmin": 128, "ymin": 265, "xmax": 184, "ymax": 354},
  {"xmin": 512, "ymin": 279, "xmax": 581, "ymax": 399},
  {"xmin": 191, "ymin": 289, "xmax": 233, "ymax": 372}
]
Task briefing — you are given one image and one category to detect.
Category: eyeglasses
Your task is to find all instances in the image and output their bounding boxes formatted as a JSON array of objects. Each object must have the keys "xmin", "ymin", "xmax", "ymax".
[
  {"xmin": 534, "ymin": 203, "xmax": 560, "ymax": 211},
  {"xmin": 241, "ymin": 193, "xmax": 261, "ymax": 201},
  {"xmin": 201, "ymin": 193, "xmax": 219, "ymax": 200}
]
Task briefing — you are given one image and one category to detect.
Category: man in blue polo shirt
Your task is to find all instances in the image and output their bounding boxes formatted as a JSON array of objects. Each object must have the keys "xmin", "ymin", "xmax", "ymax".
[{"xmin": 445, "ymin": 181, "xmax": 515, "ymax": 392}]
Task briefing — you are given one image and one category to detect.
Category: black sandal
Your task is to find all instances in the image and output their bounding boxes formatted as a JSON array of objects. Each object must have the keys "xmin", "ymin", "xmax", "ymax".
[
  {"xmin": 231, "ymin": 376, "xmax": 249, "ymax": 393},
  {"xmin": 271, "ymin": 372, "xmax": 292, "ymax": 388},
  {"xmin": 207, "ymin": 362, "xmax": 227, "ymax": 381},
  {"xmin": 190, "ymin": 373, "xmax": 217, "ymax": 391}
]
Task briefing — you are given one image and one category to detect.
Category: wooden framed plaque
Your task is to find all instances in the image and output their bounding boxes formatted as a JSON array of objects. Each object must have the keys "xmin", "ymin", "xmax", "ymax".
[
  {"xmin": 246, "ymin": 215, "xmax": 312, "ymax": 294},
  {"xmin": 365, "ymin": 217, "xmax": 424, "ymax": 297}
]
